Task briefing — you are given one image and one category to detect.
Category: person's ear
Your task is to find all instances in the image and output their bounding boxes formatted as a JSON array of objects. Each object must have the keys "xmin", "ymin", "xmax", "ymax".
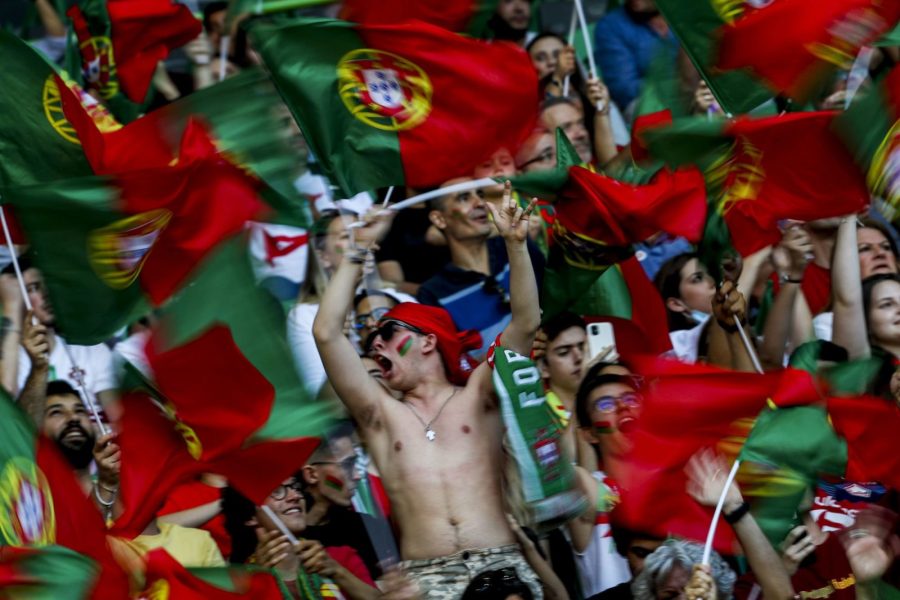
[
  {"xmin": 301, "ymin": 465, "xmax": 318, "ymax": 485},
  {"xmin": 420, "ymin": 333, "xmax": 438, "ymax": 354},
  {"xmin": 245, "ymin": 516, "xmax": 259, "ymax": 528},
  {"xmin": 429, "ymin": 209, "xmax": 447, "ymax": 231},
  {"xmin": 666, "ymin": 297, "xmax": 688, "ymax": 314},
  {"xmin": 539, "ymin": 356, "xmax": 550, "ymax": 379}
]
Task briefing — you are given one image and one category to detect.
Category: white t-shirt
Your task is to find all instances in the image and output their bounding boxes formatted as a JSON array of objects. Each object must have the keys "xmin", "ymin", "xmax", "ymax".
[
  {"xmin": 287, "ymin": 303, "xmax": 326, "ymax": 395},
  {"xmin": 18, "ymin": 334, "xmax": 116, "ymax": 417},
  {"xmin": 668, "ymin": 322, "xmax": 706, "ymax": 364},
  {"xmin": 574, "ymin": 471, "xmax": 631, "ymax": 597}
]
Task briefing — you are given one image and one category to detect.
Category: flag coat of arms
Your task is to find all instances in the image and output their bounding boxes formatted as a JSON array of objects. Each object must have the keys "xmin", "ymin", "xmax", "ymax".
[{"xmin": 250, "ymin": 17, "xmax": 538, "ymax": 197}]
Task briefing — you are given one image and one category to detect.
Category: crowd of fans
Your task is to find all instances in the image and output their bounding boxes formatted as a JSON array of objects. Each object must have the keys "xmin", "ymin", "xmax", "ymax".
[{"xmin": 4, "ymin": 0, "xmax": 899, "ymax": 599}]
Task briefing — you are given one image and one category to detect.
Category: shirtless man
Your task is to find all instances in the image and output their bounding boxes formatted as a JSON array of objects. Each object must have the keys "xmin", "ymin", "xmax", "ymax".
[{"xmin": 313, "ymin": 184, "xmax": 542, "ymax": 599}]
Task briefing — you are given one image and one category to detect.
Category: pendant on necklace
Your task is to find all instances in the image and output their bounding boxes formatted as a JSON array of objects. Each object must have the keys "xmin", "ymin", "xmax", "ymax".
[{"xmin": 425, "ymin": 428, "xmax": 436, "ymax": 442}]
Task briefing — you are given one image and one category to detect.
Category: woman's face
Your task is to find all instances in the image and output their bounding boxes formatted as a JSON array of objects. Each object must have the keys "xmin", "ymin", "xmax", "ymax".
[
  {"xmin": 529, "ymin": 36, "xmax": 565, "ymax": 79},
  {"xmin": 868, "ymin": 279, "xmax": 900, "ymax": 346},
  {"xmin": 656, "ymin": 564, "xmax": 690, "ymax": 600},
  {"xmin": 676, "ymin": 258, "xmax": 716, "ymax": 315},
  {"xmin": 858, "ymin": 227, "xmax": 897, "ymax": 278}
]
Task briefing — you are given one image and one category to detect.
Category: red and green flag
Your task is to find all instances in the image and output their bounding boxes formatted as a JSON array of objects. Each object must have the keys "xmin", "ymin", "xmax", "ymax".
[
  {"xmin": 140, "ymin": 549, "xmax": 289, "ymax": 599},
  {"xmin": 644, "ymin": 112, "xmax": 870, "ymax": 256},
  {"xmin": 67, "ymin": 0, "xmax": 200, "ymax": 106},
  {"xmin": 249, "ymin": 17, "xmax": 538, "ymax": 197},
  {"xmin": 339, "ymin": 0, "xmax": 499, "ymax": 37},
  {"xmin": 610, "ymin": 359, "xmax": 819, "ymax": 553},
  {"xmin": 715, "ymin": 0, "xmax": 900, "ymax": 103},
  {"xmin": 3, "ymin": 119, "xmax": 264, "ymax": 345},
  {"xmin": 654, "ymin": 0, "xmax": 771, "ymax": 115},
  {"xmin": 0, "ymin": 390, "xmax": 130, "ymax": 599},
  {"xmin": 0, "ymin": 545, "xmax": 98, "ymax": 600},
  {"xmin": 835, "ymin": 64, "xmax": 900, "ymax": 222},
  {"xmin": 0, "ymin": 31, "xmax": 96, "ymax": 189},
  {"xmin": 110, "ymin": 238, "xmax": 332, "ymax": 537}
]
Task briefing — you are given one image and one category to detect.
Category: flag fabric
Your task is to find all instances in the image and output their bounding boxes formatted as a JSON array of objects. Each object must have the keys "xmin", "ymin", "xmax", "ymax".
[
  {"xmin": 339, "ymin": 0, "xmax": 499, "ymax": 37},
  {"xmin": 0, "ymin": 545, "xmax": 98, "ymax": 600},
  {"xmin": 610, "ymin": 359, "xmax": 819, "ymax": 553},
  {"xmin": 111, "ymin": 239, "xmax": 332, "ymax": 536},
  {"xmin": 835, "ymin": 65, "xmax": 900, "ymax": 221},
  {"xmin": 3, "ymin": 119, "xmax": 264, "ymax": 345},
  {"xmin": 643, "ymin": 112, "xmax": 870, "ymax": 255},
  {"xmin": 0, "ymin": 31, "xmax": 96, "ymax": 189},
  {"xmin": 0, "ymin": 390, "xmax": 129, "ymax": 598},
  {"xmin": 654, "ymin": 0, "xmax": 771, "ymax": 115},
  {"xmin": 67, "ymin": 0, "xmax": 200, "ymax": 105},
  {"xmin": 57, "ymin": 66, "xmax": 310, "ymax": 226},
  {"xmin": 715, "ymin": 0, "xmax": 900, "ymax": 103},
  {"xmin": 139, "ymin": 549, "xmax": 290, "ymax": 599},
  {"xmin": 826, "ymin": 395, "xmax": 900, "ymax": 490},
  {"xmin": 247, "ymin": 222, "xmax": 310, "ymax": 302},
  {"xmin": 249, "ymin": 17, "xmax": 539, "ymax": 197}
]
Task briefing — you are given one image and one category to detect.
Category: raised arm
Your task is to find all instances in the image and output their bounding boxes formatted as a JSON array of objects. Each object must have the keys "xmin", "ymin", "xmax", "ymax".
[
  {"xmin": 486, "ymin": 182, "xmax": 541, "ymax": 356},
  {"xmin": 831, "ymin": 216, "xmax": 870, "ymax": 359},
  {"xmin": 312, "ymin": 211, "xmax": 395, "ymax": 431},
  {"xmin": 687, "ymin": 450, "xmax": 795, "ymax": 600}
]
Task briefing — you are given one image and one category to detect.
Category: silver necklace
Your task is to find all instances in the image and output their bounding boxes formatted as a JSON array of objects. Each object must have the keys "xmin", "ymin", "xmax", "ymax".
[{"xmin": 403, "ymin": 387, "xmax": 458, "ymax": 442}]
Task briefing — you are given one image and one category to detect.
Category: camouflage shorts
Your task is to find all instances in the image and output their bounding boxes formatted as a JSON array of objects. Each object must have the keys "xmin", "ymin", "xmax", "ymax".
[{"xmin": 400, "ymin": 544, "xmax": 543, "ymax": 599}]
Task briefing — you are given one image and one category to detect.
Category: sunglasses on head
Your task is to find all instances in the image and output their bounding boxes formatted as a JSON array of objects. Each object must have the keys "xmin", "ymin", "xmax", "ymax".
[
  {"xmin": 364, "ymin": 320, "xmax": 425, "ymax": 353},
  {"xmin": 353, "ymin": 306, "xmax": 391, "ymax": 330}
]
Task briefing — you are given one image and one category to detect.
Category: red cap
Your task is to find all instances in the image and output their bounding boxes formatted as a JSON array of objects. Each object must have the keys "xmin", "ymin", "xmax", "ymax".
[{"xmin": 380, "ymin": 303, "xmax": 482, "ymax": 385}]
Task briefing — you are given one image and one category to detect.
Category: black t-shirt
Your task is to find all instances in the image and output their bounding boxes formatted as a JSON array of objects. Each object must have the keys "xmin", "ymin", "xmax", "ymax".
[
  {"xmin": 375, "ymin": 206, "xmax": 450, "ymax": 285},
  {"xmin": 303, "ymin": 506, "xmax": 395, "ymax": 580},
  {"xmin": 589, "ymin": 581, "xmax": 633, "ymax": 600}
]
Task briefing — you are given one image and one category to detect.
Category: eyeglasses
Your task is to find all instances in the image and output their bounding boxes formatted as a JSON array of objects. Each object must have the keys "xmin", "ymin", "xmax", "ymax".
[
  {"xmin": 518, "ymin": 147, "xmax": 554, "ymax": 170},
  {"xmin": 270, "ymin": 480, "xmax": 303, "ymax": 501},
  {"xmin": 364, "ymin": 320, "xmax": 425, "ymax": 353},
  {"xmin": 593, "ymin": 392, "xmax": 641, "ymax": 413},
  {"xmin": 309, "ymin": 455, "xmax": 358, "ymax": 476},
  {"xmin": 353, "ymin": 306, "xmax": 391, "ymax": 331}
]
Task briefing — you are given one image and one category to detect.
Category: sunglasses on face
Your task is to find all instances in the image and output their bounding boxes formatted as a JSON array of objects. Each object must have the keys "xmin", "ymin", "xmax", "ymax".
[
  {"xmin": 309, "ymin": 455, "xmax": 358, "ymax": 476},
  {"xmin": 270, "ymin": 480, "xmax": 303, "ymax": 501},
  {"xmin": 353, "ymin": 306, "xmax": 391, "ymax": 330},
  {"xmin": 593, "ymin": 392, "xmax": 641, "ymax": 413},
  {"xmin": 364, "ymin": 320, "xmax": 425, "ymax": 353}
]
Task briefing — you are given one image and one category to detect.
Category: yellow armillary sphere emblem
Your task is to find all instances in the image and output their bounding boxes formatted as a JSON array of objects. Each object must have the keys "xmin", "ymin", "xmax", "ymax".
[
  {"xmin": 42, "ymin": 73, "xmax": 121, "ymax": 145},
  {"xmin": 0, "ymin": 456, "xmax": 56, "ymax": 546},
  {"xmin": 869, "ymin": 120, "xmax": 900, "ymax": 208},
  {"xmin": 87, "ymin": 209, "xmax": 173, "ymax": 290},
  {"xmin": 80, "ymin": 35, "xmax": 119, "ymax": 100},
  {"xmin": 337, "ymin": 49, "xmax": 433, "ymax": 132}
]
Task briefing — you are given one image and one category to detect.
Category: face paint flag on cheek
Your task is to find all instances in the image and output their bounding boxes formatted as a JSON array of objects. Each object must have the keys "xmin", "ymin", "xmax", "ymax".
[
  {"xmin": 397, "ymin": 335, "xmax": 413, "ymax": 357},
  {"xmin": 593, "ymin": 420, "xmax": 615, "ymax": 435},
  {"xmin": 324, "ymin": 474, "xmax": 345, "ymax": 492}
]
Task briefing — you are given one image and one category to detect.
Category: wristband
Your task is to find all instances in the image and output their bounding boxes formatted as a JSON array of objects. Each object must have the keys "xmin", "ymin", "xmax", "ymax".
[
  {"xmin": 779, "ymin": 274, "xmax": 803, "ymax": 285},
  {"xmin": 723, "ymin": 501, "xmax": 750, "ymax": 524},
  {"xmin": 716, "ymin": 319, "xmax": 740, "ymax": 334},
  {"xmin": 344, "ymin": 246, "xmax": 369, "ymax": 265}
]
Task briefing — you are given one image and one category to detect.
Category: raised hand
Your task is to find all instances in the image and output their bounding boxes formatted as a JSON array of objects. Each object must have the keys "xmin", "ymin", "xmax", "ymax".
[
  {"xmin": 684, "ymin": 564, "xmax": 718, "ymax": 600},
  {"xmin": 685, "ymin": 448, "xmax": 743, "ymax": 513},
  {"xmin": 484, "ymin": 181, "xmax": 536, "ymax": 245},
  {"xmin": 22, "ymin": 310, "xmax": 49, "ymax": 368}
]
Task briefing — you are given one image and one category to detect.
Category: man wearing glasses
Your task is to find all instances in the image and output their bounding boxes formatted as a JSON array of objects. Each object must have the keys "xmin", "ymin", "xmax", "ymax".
[
  {"xmin": 569, "ymin": 361, "xmax": 643, "ymax": 598},
  {"xmin": 313, "ymin": 186, "xmax": 544, "ymax": 598}
]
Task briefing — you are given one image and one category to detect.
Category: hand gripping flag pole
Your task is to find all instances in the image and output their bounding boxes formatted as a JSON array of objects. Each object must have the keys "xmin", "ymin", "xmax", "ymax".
[
  {"xmin": 573, "ymin": 0, "xmax": 605, "ymax": 113},
  {"xmin": 0, "ymin": 202, "xmax": 110, "ymax": 435}
]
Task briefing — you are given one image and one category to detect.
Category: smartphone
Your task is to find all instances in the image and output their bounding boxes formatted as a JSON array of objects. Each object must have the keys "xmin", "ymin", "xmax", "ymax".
[{"xmin": 587, "ymin": 322, "xmax": 617, "ymax": 362}]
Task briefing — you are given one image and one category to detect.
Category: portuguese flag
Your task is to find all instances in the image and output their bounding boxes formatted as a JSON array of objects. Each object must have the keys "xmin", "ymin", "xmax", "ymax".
[
  {"xmin": 0, "ymin": 31, "xmax": 95, "ymax": 189},
  {"xmin": 643, "ymin": 112, "xmax": 870, "ymax": 256},
  {"xmin": 610, "ymin": 358, "xmax": 819, "ymax": 553},
  {"xmin": 58, "ymin": 67, "xmax": 310, "ymax": 226},
  {"xmin": 3, "ymin": 119, "xmax": 264, "ymax": 345},
  {"xmin": 716, "ymin": 0, "xmax": 900, "ymax": 103},
  {"xmin": 654, "ymin": 0, "xmax": 771, "ymax": 115},
  {"xmin": 0, "ymin": 546, "xmax": 98, "ymax": 600},
  {"xmin": 67, "ymin": 0, "xmax": 200, "ymax": 105},
  {"xmin": 340, "ymin": 0, "xmax": 499, "ymax": 37},
  {"xmin": 835, "ymin": 65, "xmax": 900, "ymax": 221},
  {"xmin": 249, "ymin": 17, "xmax": 538, "ymax": 197},
  {"xmin": 111, "ymin": 238, "xmax": 331, "ymax": 537},
  {"xmin": 0, "ymin": 390, "xmax": 129, "ymax": 598},
  {"xmin": 140, "ymin": 549, "xmax": 290, "ymax": 599}
]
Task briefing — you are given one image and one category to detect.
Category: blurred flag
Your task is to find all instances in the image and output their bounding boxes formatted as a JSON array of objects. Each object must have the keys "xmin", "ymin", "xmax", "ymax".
[
  {"xmin": 340, "ymin": 0, "xmax": 499, "ymax": 37},
  {"xmin": 0, "ymin": 546, "xmax": 98, "ymax": 600}
]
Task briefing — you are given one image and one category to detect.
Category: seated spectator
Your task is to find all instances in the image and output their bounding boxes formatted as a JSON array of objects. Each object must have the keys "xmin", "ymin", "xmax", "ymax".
[
  {"xmin": 222, "ymin": 476, "xmax": 377, "ymax": 599},
  {"xmin": 592, "ymin": 0, "xmax": 678, "ymax": 116}
]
